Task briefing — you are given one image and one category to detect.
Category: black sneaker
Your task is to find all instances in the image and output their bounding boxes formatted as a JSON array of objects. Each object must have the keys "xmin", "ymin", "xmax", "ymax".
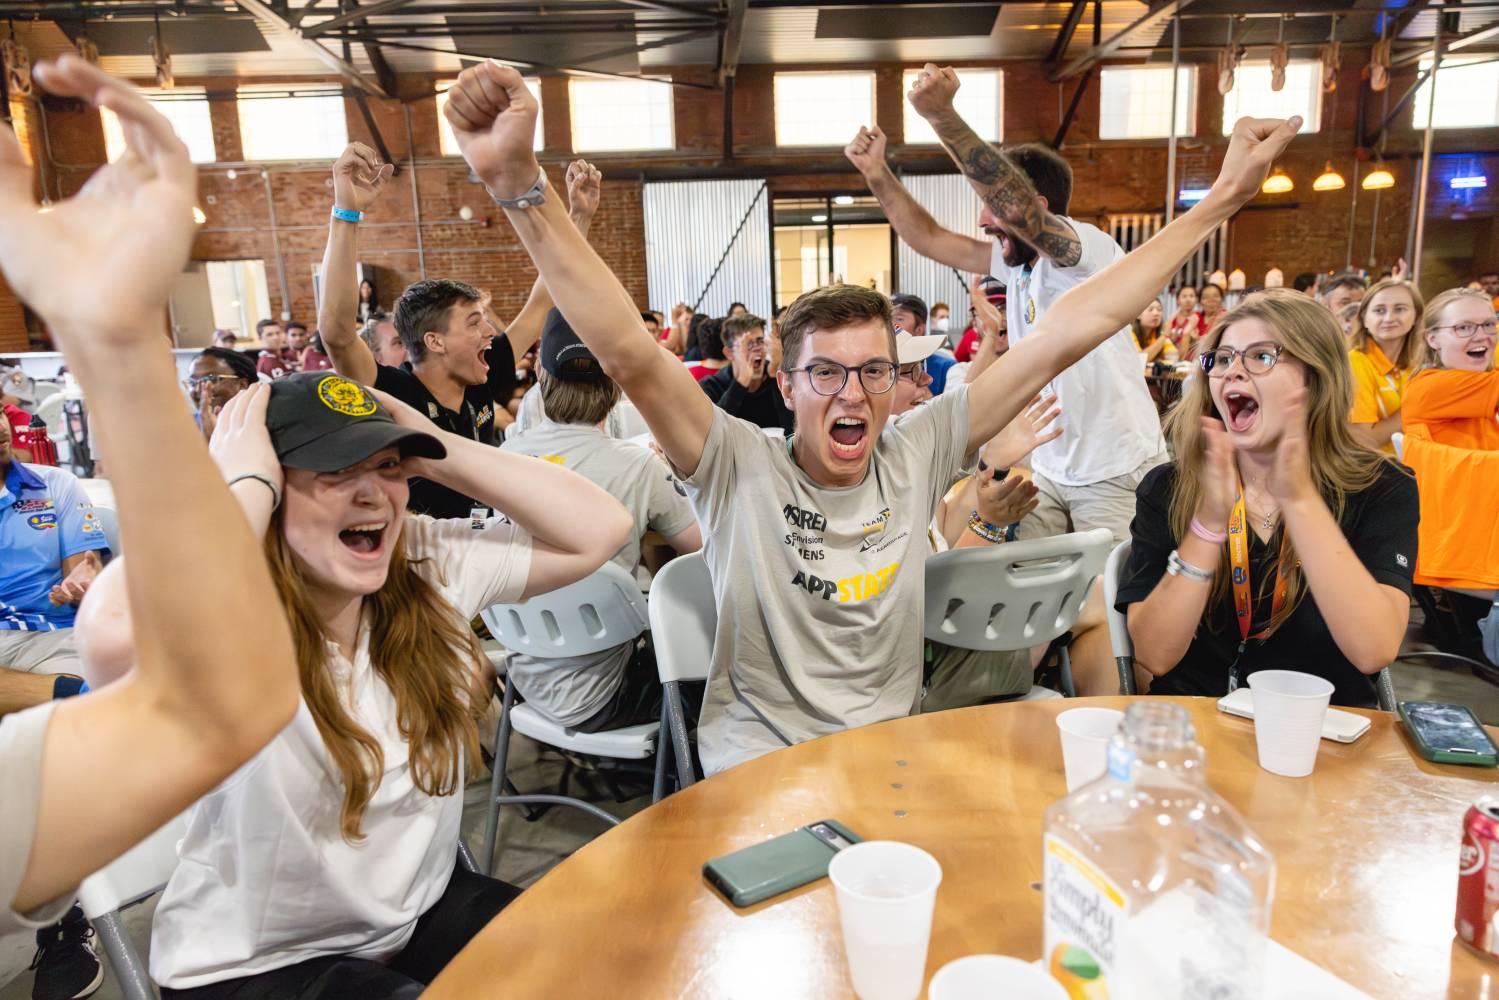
[{"xmin": 29, "ymin": 904, "xmax": 103, "ymax": 1000}]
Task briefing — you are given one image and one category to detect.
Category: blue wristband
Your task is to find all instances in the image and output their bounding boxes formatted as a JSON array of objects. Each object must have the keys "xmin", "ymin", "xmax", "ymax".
[{"xmin": 331, "ymin": 206, "xmax": 363, "ymax": 224}]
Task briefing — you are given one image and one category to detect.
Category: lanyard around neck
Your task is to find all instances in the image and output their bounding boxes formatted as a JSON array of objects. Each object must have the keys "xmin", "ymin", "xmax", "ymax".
[{"xmin": 1226, "ymin": 491, "xmax": 1290, "ymax": 646}]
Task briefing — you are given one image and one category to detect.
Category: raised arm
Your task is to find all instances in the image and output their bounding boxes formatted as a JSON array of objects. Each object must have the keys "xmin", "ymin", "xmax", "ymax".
[
  {"xmin": 317, "ymin": 143, "xmax": 394, "ymax": 386},
  {"xmin": 443, "ymin": 62, "xmax": 716, "ymax": 476},
  {"xmin": 373, "ymin": 388, "xmax": 632, "ymax": 599},
  {"xmin": 0, "ymin": 57, "xmax": 298, "ymax": 912},
  {"xmin": 494, "ymin": 159, "xmax": 603, "ymax": 360},
  {"xmin": 845, "ymin": 125, "xmax": 990, "ymax": 274},
  {"xmin": 961, "ymin": 116, "xmax": 1302, "ymax": 453},
  {"xmin": 908, "ymin": 64, "xmax": 1081, "ymax": 267}
]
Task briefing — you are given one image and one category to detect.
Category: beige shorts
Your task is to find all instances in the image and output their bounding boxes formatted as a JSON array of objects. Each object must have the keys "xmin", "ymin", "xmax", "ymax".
[
  {"xmin": 1014, "ymin": 452, "xmax": 1169, "ymax": 545},
  {"xmin": 0, "ymin": 630, "xmax": 82, "ymax": 676}
]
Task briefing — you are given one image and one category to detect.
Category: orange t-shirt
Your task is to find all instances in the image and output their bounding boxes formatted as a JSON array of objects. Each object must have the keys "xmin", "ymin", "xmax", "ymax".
[{"xmin": 1401, "ymin": 368, "xmax": 1499, "ymax": 590}]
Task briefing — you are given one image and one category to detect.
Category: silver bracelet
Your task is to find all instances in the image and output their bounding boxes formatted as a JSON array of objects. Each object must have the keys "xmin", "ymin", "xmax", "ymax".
[
  {"xmin": 1166, "ymin": 549, "xmax": 1213, "ymax": 583},
  {"xmin": 228, "ymin": 473, "xmax": 281, "ymax": 510}
]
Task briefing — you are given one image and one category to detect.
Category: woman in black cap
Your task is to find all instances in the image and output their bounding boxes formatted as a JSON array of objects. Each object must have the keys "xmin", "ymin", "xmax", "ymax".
[{"xmin": 142, "ymin": 370, "xmax": 632, "ymax": 998}]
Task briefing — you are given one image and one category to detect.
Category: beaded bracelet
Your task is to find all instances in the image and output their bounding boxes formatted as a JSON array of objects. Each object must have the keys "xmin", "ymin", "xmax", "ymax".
[{"xmin": 967, "ymin": 510, "xmax": 1007, "ymax": 545}]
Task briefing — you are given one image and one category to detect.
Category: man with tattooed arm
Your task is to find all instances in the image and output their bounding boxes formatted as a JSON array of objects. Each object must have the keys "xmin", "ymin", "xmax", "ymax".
[{"xmin": 846, "ymin": 63, "xmax": 1170, "ymax": 547}]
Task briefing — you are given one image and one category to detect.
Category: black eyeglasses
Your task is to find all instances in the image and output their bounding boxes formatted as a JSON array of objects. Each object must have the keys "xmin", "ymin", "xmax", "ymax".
[
  {"xmin": 785, "ymin": 360, "xmax": 897, "ymax": 396},
  {"xmin": 1430, "ymin": 320, "xmax": 1498, "ymax": 340},
  {"xmin": 1200, "ymin": 342, "xmax": 1283, "ymax": 377},
  {"xmin": 183, "ymin": 374, "xmax": 249, "ymax": 392}
]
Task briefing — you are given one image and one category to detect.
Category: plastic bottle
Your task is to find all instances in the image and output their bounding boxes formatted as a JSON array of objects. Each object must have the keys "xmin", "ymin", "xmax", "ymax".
[{"xmin": 1042, "ymin": 701, "xmax": 1275, "ymax": 1000}]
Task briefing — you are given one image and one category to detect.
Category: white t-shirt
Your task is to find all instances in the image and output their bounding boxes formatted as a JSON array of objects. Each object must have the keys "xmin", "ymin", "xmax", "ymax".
[
  {"xmin": 990, "ymin": 217, "xmax": 1165, "ymax": 486},
  {"xmin": 0, "ymin": 702, "xmax": 73, "ymax": 935},
  {"xmin": 149, "ymin": 515, "xmax": 532, "ymax": 989},
  {"xmin": 683, "ymin": 388, "xmax": 974, "ymax": 775}
]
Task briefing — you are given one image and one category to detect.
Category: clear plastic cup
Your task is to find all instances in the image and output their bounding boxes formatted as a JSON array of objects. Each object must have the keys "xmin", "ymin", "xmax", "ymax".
[
  {"xmin": 928, "ymin": 955, "xmax": 1068, "ymax": 1000},
  {"xmin": 827, "ymin": 841, "xmax": 943, "ymax": 1000},
  {"xmin": 1056, "ymin": 708, "xmax": 1125, "ymax": 791},
  {"xmin": 1247, "ymin": 670, "xmax": 1334, "ymax": 777}
]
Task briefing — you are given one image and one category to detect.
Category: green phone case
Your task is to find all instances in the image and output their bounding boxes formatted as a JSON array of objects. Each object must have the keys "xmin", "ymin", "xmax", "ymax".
[
  {"xmin": 1399, "ymin": 701, "xmax": 1499, "ymax": 767},
  {"xmin": 703, "ymin": 820, "xmax": 863, "ymax": 907}
]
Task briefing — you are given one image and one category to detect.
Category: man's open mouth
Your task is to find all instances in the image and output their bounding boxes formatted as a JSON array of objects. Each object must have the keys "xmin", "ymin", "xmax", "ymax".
[{"xmin": 829, "ymin": 416, "xmax": 867, "ymax": 458}]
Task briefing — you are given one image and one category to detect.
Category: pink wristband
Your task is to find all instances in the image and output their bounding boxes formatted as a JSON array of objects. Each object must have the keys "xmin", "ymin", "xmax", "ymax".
[{"xmin": 1190, "ymin": 517, "xmax": 1228, "ymax": 544}]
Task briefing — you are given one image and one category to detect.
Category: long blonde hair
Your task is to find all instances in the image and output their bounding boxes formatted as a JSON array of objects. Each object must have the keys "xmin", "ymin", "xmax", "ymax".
[
  {"xmin": 1350, "ymin": 278, "xmax": 1424, "ymax": 370},
  {"xmin": 1413, "ymin": 287, "xmax": 1496, "ymax": 371},
  {"xmin": 1162, "ymin": 289, "xmax": 1393, "ymax": 635},
  {"xmin": 265, "ymin": 511, "xmax": 487, "ymax": 840}
]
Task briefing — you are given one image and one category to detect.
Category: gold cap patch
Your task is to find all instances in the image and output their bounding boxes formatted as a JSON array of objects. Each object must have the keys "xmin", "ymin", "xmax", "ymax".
[{"xmin": 317, "ymin": 375, "xmax": 376, "ymax": 417}]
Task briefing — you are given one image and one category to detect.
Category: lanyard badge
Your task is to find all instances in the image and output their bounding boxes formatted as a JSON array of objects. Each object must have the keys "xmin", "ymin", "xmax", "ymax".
[{"xmin": 1225, "ymin": 492, "xmax": 1292, "ymax": 691}]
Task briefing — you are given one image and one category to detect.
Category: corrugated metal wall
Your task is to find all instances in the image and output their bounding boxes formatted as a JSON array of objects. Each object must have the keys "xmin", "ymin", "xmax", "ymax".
[
  {"xmin": 894, "ymin": 172, "xmax": 986, "ymax": 315},
  {"xmin": 1107, "ymin": 213, "xmax": 1230, "ymax": 295},
  {"xmin": 643, "ymin": 179, "xmax": 773, "ymax": 318}
]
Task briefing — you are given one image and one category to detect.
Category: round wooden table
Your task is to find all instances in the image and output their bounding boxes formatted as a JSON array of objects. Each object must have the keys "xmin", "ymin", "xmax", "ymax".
[{"xmin": 428, "ymin": 697, "xmax": 1499, "ymax": 999}]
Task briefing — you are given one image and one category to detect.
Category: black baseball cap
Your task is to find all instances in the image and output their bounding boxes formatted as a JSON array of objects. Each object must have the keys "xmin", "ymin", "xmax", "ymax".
[
  {"xmin": 266, "ymin": 372, "xmax": 446, "ymax": 472},
  {"xmin": 540, "ymin": 309, "xmax": 604, "ymax": 383},
  {"xmin": 890, "ymin": 293, "xmax": 929, "ymax": 328}
]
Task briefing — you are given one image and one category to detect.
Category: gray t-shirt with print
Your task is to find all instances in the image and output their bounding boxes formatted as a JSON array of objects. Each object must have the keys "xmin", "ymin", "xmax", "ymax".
[
  {"xmin": 501, "ymin": 421, "xmax": 697, "ymax": 727},
  {"xmin": 684, "ymin": 386, "xmax": 974, "ymax": 774}
]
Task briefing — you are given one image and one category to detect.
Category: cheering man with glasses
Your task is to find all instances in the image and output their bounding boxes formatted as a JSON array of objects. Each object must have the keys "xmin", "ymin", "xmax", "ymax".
[
  {"xmin": 184, "ymin": 346, "xmax": 257, "ymax": 440},
  {"xmin": 441, "ymin": 58, "xmax": 1301, "ymax": 773}
]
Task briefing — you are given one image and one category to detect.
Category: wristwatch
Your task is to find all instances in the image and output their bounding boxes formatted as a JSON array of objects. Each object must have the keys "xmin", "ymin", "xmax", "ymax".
[{"xmin": 488, "ymin": 171, "xmax": 547, "ymax": 210}]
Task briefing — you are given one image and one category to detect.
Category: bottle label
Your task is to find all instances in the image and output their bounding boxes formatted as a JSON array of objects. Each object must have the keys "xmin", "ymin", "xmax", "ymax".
[
  {"xmin": 1043, "ymin": 833, "xmax": 1125, "ymax": 996},
  {"xmin": 1106, "ymin": 739, "xmax": 1133, "ymax": 782}
]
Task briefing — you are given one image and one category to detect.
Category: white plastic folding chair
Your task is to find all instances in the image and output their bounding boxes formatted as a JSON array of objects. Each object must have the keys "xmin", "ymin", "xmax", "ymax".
[
  {"xmin": 646, "ymin": 551, "xmax": 716, "ymax": 795},
  {"xmin": 76, "ymin": 814, "xmax": 190, "ymax": 1000},
  {"xmin": 477, "ymin": 561, "xmax": 655, "ymax": 875},
  {"xmin": 91, "ymin": 505, "xmax": 120, "ymax": 556},
  {"xmin": 1103, "ymin": 539, "xmax": 1137, "ymax": 694},
  {"xmin": 1392, "ymin": 432, "xmax": 1405, "ymax": 461},
  {"xmin": 923, "ymin": 529, "xmax": 1114, "ymax": 698},
  {"xmin": 1104, "ymin": 538, "xmax": 1399, "ymax": 710}
]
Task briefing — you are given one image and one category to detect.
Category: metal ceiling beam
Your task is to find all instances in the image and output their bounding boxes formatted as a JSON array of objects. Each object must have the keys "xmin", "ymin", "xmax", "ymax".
[
  {"xmin": 718, "ymin": 0, "xmax": 748, "ymax": 86},
  {"xmin": 367, "ymin": 36, "xmax": 718, "ymax": 88},
  {"xmin": 616, "ymin": 0, "xmax": 721, "ymax": 18},
  {"xmin": 302, "ymin": 0, "xmax": 420, "ymax": 36},
  {"xmin": 234, "ymin": 0, "xmax": 390, "ymax": 96},
  {"xmin": 1051, "ymin": 0, "xmax": 1201, "ymax": 81},
  {"xmin": 1051, "ymin": 66, "xmax": 1092, "ymax": 147},
  {"xmin": 288, "ymin": 0, "xmax": 326, "ymax": 28},
  {"xmin": 1045, "ymin": 0, "xmax": 1089, "ymax": 67},
  {"xmin": 1391, "ymin": 17, "xmax": 1499, "ymax": 63}
]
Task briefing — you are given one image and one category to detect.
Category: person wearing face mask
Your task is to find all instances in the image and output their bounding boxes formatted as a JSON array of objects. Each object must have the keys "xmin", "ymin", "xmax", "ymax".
[
  {"xmin": 144, "ymin": 372, "xmax": 631, "ymax": 997},
  {"xmin": 440, "ymin": 57, "xmax": 1300, "ymax": 771},
  {"xmin": 1348, "ymin": 278, "xmax": 1424, "ymax": 454},
  {"xmin": 1398, "ymin": 288, "xmax": 1499, "ymax": 600},
  {"xmin": 931, "ymin": 301, "xmax": 952, "ymax": 338},
  {"xmin": 1117, "ymin": 290, "xmax": 1418, "ymax": 706}
]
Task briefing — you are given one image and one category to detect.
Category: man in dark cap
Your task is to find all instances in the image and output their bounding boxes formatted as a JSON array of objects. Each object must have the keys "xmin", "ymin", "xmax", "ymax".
[{"xmin": 501, "ymin": 311, "xmax": 701, "ymax": 732}]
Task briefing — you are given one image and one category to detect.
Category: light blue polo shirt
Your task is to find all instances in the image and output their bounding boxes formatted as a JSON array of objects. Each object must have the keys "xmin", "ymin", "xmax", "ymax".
[{"xmin": 0, "ymin": 462, "xmax": 109, "ymax": 631}]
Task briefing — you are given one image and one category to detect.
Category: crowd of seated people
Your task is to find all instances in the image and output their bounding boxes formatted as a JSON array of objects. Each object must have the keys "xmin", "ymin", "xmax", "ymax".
[{"xmin": 5, "ymin": 54, "xmax": 1499, "ymax": 1000}]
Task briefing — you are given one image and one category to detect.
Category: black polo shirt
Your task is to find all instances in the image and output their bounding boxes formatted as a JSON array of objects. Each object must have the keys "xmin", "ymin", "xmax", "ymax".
[
  {"xmin": 372, "ymin": 336, "xmax": 516, "ymax": 518},
  {"xmin": 1115, "ymin": 460, "xmax": 1419, "ymax": 708},
  {"xmin": 700, "ymin": 365, "xmax": 794, "ymax": 432}
]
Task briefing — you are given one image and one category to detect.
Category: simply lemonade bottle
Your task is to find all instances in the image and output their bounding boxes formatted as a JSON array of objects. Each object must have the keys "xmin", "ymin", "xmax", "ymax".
[{"xmin": 1042, "ymin": 702, "xmax": 1275, "ymax": 1000}]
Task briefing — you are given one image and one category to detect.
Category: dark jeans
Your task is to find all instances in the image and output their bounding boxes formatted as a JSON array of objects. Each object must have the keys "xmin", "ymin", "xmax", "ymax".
[
  {"xmin": 571, "ymin": 638, "xmax": 705, "ymax": 735},
  {"xmin": 161, "ymin": 864, "xmax": 521, "ymax": 1000}
]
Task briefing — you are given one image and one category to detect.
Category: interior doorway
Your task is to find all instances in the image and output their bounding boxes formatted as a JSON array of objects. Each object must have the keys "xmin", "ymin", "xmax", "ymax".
[{"xmin": 772, "ymin": 195, "xmax": 892, "ymax": 309}]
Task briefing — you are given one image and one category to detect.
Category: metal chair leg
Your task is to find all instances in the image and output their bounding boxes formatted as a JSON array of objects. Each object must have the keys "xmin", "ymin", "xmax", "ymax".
[
  {"xmin": 93, "ymin": 909, "xmax": 156, "ymax": 1000},
  {"xmin": 1058, "ymin": 646, "xmax": 1077, "ymax": 698},
  {"xmin": 480, "ymin": 676, "xmax": 517, "ymax": 876},
  {"xmin": 456, "ymin": 839, "xmax": 480, "ymax": 874},
  {"xmin": 1116, "ymin": 655, "xmax": 1137, "ymax": 695},
  {"xmin": 664, "ymin": 681, "xmax": 697, "ymax": 791},
  {"xmin": 651, "ymin": 705, "xmax": 669, "ymax": 803}
]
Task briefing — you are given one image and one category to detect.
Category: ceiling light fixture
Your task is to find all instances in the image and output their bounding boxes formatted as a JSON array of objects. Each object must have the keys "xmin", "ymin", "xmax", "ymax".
[
  {"xmin": 1312, "ymin": 161, "xmax": 1346, "ymax": 191},
  {"xmin": 1261, "ymin": 168, "xmax": 1294, "ymax": 194},
  {"xmin": 1362, "ymin": 165, "xmax": 1395, "ymax": 190}
]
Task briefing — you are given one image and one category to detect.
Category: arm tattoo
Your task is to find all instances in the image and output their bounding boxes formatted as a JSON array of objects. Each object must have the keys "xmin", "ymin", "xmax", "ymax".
[{"xmin": 934, "ymin": 113, "xmax": 1083, "ymax": 268}]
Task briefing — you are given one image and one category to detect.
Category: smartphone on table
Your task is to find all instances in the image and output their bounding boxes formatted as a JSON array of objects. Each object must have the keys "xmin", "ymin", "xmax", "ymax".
[
  {"xmin": 1399, "ymin": 701, "xmax": 1499, "ymax": 767},
  {"xmin": 703, "ymin": 819, "xmax": 863, "ymax": 908}
]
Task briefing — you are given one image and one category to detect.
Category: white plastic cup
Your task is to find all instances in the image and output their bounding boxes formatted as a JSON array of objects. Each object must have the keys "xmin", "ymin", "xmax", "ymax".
[
  {"xmin": 1056, "ymin": 708, "xmax": 1125, "ymax": 791},
  {"xmin": 1247, "ymin": 670, "xmax": 1335, "ymax": 777},
  {"xmin": 827, "ymin": 841, "xmax": 943, "ymax": 1000},
  {"xmin": 928, "ymin": 955, "xmax": 1068, "ymax": 1000}
]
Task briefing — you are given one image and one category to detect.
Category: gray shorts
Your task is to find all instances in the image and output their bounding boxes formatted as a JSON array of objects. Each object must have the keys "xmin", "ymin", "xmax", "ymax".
[
  {"xmin": 1014, "ymin": 452, "xmax": 1169, "ymax": 545},
  {"xmin": 0, "ymin": 630, "xmax": 82, "ymax": 676}
]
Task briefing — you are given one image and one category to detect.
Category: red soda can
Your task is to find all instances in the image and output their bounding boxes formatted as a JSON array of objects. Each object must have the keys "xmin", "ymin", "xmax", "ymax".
[{"xmin": 1457, "ymin": 796, "xmax": 1499, "ymax": 958}]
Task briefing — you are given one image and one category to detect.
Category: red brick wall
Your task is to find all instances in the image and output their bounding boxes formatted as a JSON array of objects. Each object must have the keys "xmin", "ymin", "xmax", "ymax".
[{"xmin": 1, "ymin": 54, "xmax": 1491, "ymax": 347}]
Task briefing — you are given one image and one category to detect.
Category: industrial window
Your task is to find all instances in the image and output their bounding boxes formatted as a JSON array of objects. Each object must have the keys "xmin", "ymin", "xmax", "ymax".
[
  {"xmin": 568, "ymin": 77, "xmax": 675, "ymax": 152},
  {"xmin": 236, "ymin": 85, "xmax": 348, "ymax": 160},
  {"xmin": 1220, "ymin": 61, "xmax": 1323, "ymax": 134},
  {"xmin": 902, "ymin": 68, "xmax": 1002, "ymax": 144},
  {"xmin": 1098, "ymin": 65, "xmax": 1195, "ymax": 140},
  {"xmin": 103, "ymin": 88, "xmax": 216, "ymax": 164},
  {"xmin": 1412, "ymin": 58, "xmax": 1499, "ymax": 129},
  {"xmin": 774, "ymin": 71, "xmax": 876, "ymax": 147}
]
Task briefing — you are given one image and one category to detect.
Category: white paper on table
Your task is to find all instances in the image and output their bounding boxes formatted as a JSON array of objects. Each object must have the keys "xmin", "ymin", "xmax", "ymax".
[{"xmin": 1264, "ymin": 940, "xmax": 1372, "ymax": 999}]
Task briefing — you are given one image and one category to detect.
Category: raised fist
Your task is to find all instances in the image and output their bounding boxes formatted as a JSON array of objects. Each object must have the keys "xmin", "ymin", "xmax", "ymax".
[
  {"xmin": 843, "ymin": 125, "xmax": 888, "ymax": 177},
  {"xmin": 442, "ymin": 62, "xmax": 541, "ymax": 200},
  {"xmin": 907, "ymin": 63, "xmax": 960, "ymax": 123},
  {"xmin": 332, "ymin": 143, "xmax": 393, "ymax": 215}
]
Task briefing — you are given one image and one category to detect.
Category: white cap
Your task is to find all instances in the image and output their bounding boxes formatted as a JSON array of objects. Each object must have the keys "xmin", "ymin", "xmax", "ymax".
[{"xmin": 895, "ymin": 331, "xmax": 946, "ymax": 365}]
